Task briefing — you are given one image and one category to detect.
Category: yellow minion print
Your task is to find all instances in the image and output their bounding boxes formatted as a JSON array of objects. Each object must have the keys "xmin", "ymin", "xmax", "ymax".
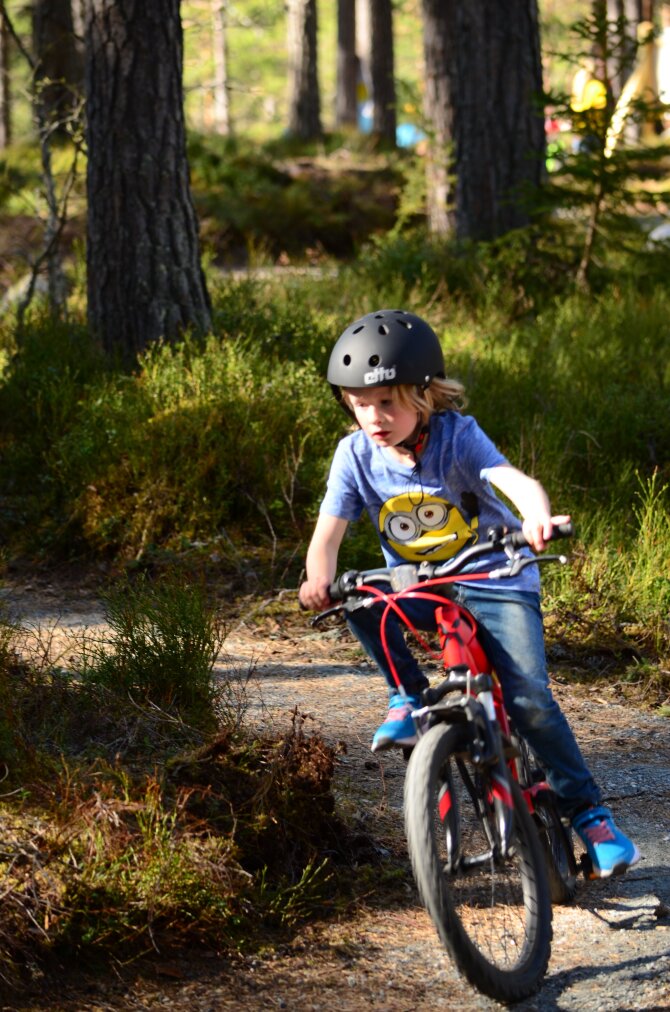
[{"xmin": 379, "ymin": 492, "xmax": 479, "ymax": 562}]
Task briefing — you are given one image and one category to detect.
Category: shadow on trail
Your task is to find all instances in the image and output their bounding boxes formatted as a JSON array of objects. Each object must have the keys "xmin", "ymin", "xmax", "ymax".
[
  {"xmin": 519, "ymin": 950, "xmax": 670, "ymax": 1011},
  {"xmin": 571, "ymin": 861, "xmax": 670, "ymax": 922},
  {"xmin": 510, "ymin": 864, "xmax": 670, "ymax": 1010}
]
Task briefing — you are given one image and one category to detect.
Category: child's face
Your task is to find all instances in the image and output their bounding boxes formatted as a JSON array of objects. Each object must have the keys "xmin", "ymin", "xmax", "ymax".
[{"xmin": 344, "ymin": 387, "xmax": 419, "ymax": 448}]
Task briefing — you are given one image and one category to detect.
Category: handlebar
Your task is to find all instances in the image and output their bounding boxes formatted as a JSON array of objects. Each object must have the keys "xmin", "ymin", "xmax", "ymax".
[
  {"xmin": 504, "ymin": 521, "xmax": 573, "ymax": 550},
  {"xmin": 327, "ymin": 522, "xmax": 574, "ymax": 603}
]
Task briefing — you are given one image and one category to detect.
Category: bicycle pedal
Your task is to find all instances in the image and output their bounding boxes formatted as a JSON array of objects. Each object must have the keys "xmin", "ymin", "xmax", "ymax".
[{"xmin": 579, "ymin": 852, "xmax": 594, "ymax": 879}]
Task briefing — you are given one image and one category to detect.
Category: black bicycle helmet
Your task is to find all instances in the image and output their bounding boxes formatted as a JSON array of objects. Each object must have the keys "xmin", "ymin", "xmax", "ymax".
[{"xmin": 327, "ymin": 309, "xmax": 445, "ymax": 396}]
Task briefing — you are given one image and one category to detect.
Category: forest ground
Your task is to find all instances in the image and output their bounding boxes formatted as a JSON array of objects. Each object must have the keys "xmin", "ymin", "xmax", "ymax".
[{"xmin": 2, "ymin": 574, "xmax": 670, "ymax": 1012}]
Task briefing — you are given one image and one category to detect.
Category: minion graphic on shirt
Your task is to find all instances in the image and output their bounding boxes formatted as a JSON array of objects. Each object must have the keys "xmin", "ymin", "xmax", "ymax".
[{"xmin": 379, "ymin": 492, "xmax": 479, "ymax": 562}]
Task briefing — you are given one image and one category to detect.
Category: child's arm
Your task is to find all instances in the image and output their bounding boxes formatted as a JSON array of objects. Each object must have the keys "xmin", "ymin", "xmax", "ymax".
[
  {"xmin": 485, "ymin": 465, "xmax": 570, "ymax": 552},
  {"xmin": 299, "ymin": 514, "xmax": 349, "ymax": 610}
]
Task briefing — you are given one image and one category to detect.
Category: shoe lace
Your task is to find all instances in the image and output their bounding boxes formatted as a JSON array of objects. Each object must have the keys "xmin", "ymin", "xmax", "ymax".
[
  {"xmin": 386, "ymin": 702, "xmax": 411, "ymax": 719},
  {"xmin": 582, "ymin": 818, "xmax": 616, "ymax": 845}
]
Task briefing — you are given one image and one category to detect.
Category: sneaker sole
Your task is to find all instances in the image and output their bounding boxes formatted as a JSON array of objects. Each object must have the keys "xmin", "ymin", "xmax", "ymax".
[
  {"xmin": 371, "ymin": 735, "xmax": 418, "ymax": 753},
  {"xmin": 587, "ymin": 845, "xmax": 641, "ymax": 880}
]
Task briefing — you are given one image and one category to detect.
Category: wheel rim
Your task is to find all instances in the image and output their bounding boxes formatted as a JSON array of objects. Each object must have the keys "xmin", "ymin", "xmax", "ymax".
[{"xmin": 433, "ymin": 753, "xmax": 538, "ymax": 971}]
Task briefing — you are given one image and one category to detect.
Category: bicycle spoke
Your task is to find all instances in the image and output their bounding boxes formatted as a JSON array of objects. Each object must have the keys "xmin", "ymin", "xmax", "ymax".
[{"xmin": 405, "ymin": 724, "xmax": 552, "ymax": 1001}]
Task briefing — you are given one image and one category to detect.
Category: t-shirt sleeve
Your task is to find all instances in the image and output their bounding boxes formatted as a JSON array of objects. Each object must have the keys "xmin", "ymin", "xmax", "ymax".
[
  {"xmin": 454, "ymin": 416, "xmax": 509, "ymax": 484},
  {"xmin": 319, "ymin": 437, "xmax": 365, "ymax": 521}
]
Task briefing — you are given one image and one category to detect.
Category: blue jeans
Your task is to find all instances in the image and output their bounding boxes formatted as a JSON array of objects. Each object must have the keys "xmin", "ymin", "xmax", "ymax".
[{"xmin": 346, "ymin": 583, "xmax": 601, "ymax": 816}]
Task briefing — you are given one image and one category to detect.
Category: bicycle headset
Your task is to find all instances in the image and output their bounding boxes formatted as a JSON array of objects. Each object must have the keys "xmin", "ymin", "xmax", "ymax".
[{"xmin": 327, "ymin": 309, "xmax": 446, "ymax": 457}]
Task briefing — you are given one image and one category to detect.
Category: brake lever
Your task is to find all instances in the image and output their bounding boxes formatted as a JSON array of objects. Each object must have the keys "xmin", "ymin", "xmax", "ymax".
[
  {"xmin": 311, "ymin": 593, "xmax": 380, "ymax": 626},
  {"xmin": 535, "ymin": 553, "xmax": 568, "ymax": 567},
  {"xmin": 311, "ymin": 605, "xmax": 344, "ymax": 626},
  {"xmin": 489, "ymin": 553, "xmax": 568, "ymax": 579}
]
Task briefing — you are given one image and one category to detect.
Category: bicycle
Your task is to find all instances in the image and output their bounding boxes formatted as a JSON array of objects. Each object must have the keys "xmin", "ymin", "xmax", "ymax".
[{"xmin": 316, "ymin": 523, "xmax": 579, "ymax": 1003}]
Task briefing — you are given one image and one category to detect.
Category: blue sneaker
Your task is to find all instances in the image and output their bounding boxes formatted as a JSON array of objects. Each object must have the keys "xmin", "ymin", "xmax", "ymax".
[
  {"xmin": 371, "ymin": 693, "xmax": 420, "ymax": 752},
  {"xmin": 572, "ymin": 805, "xmax": 641, "ymax": 879}
]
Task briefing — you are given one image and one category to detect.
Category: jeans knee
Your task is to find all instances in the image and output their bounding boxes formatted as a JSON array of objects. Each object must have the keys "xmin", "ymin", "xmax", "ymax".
[{"xmin": 508, "ymin": 691, "xmax": 561, "ymax": 733}]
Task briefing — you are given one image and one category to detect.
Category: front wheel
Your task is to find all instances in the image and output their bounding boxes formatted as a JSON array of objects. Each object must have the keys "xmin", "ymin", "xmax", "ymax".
[{"xmin": 404, "ymin": 723, "xmax": 552, "ymax": 1003}]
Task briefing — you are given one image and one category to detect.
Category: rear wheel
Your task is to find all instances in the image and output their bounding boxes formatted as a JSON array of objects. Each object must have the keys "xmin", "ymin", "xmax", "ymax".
[
  {"xmin": 404, "ymin": 723, "xmax": 552, "ymax": 1003},
  {"xmin": 532, "ymin": 793, "xmax": 578, "ymax": 904},
  {"xmin": 513, "ymin": 734, "xmax": 579, "ymax": 904}
]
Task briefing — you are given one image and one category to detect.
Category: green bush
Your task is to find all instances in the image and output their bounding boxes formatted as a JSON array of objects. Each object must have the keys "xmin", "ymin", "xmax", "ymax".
[
  {"xmin": 79, "ymin": 574, "xmax": 223, "ymax": 727},
  {"xmin": 0, "ymin": 318, "xmax": 345, "ymax": 567},
  {"xmin": 188, "ymin": 134, "xmax": 400, "ymax": 262}
]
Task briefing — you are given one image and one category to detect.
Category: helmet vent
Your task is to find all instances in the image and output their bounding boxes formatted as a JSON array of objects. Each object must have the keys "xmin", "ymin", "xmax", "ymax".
[{"xmin": 327, "ymin": 309, "xmax": 444, "ymax": 393}]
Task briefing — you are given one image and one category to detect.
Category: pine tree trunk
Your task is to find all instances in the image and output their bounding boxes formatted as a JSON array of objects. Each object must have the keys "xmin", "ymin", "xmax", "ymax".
[
  {"xmin": 369, "ymin": 0, "xmax": 395, "ymax": 145},
  {"xmin": 336, "ymin": 0, "xmax": 357, "ymax": 127},
  {"xmin": 606, "ymin": 0, "xmax": 649, "ymax": 126},
  {"xmin": 85, "ymin": 0, "xmax": 212, "ymax": 361},
  {"xmin": 429, "ymin": 0, "xmax": 545, "ymax": 241},
  {"xmin": 422, "ymin": 0, "xmax": 455, "ymax": 234},
  {"xmin": 212, "ymin": 0, "xmax": 231, "ymax": 135},
  {"xmin": 32, "ymin": 0, "xmax": 83, "ymax": 130},
  {"xmin": 0, "ymin": 14, "xmax": 10, "ymax": 149},
  {"xmin": 287, "ymin": 0, "xmax": 321, "ymax": 139}
]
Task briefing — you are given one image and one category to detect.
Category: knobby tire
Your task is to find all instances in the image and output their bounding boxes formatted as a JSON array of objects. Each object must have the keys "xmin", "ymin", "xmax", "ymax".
[
  {"xmin": 513, "ymin": 733, "xmax": 579, "ymax": 905},
  {"xmin": 533, "ymin": 794, "xmax": 579, "ymax": 904},
  {"xmin": 404, "ymin": 723, "xmax": 553, "ymax": 1002}
]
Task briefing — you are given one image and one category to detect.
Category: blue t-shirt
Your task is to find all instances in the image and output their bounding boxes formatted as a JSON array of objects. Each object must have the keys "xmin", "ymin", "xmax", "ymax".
[{"xmin": 320, "ymin": 411, "xmax": 540, "ymax": 593}]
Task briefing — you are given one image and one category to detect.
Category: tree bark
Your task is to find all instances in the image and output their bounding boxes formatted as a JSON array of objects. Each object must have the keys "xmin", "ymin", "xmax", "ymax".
[
  {"xmin": 336, "ymin": 0, "xmax": 357, "ymax": 127},
  {"xmin": 422, "ymin": 0, "xmax": 455, "ymax": 234},
  {"xmin": 369, "ymin": 0, "xmax": 395, "ymax": 145},
  {"xmin": 32, "ymin": 0, "xmax": 83, "ymax": 131},
  {"xmin": 0, "ymin": 13, "xmax": 10, "ymax": 148},
  {"xmin": 212, "ymin": 0, "xmax": 231, "ymax": 135},
  {"xmin": 425, "ymin": 0, "xmax": 545, "ymax": 241},
  {"xmin": 287, "ymin": 0, "xmax": 321, "ymax": 139},
  {"xmin": 85, "ymin": 0, "xmax": 212, "ymax": 361},
  {"xmin": 605, "ymin": 0, "xmax": 655, "ymax": 91}
]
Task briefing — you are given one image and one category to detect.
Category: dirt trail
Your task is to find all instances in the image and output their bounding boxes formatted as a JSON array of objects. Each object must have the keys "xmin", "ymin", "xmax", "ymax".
[{"xmin": 3, "ymin": 582, "xmax": 670, "ymax": 1012}]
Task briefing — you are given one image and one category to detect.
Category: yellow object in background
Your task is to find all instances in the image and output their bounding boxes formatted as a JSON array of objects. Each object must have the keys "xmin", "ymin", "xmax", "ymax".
[{"xmin": 571, "ymin": 69, "xmax": 608, "ymax": 113}]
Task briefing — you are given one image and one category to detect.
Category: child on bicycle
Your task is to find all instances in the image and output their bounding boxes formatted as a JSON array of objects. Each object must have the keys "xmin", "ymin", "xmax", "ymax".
[{"xmin": 299, "ymin": 308, "xmax": 640, "ymax": 880}]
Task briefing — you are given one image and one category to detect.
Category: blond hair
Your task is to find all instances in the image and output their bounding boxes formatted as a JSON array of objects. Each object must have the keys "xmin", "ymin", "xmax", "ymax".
[{"xmin": 342, "ymin": 376, "xmax": 466, "ymax": 427}]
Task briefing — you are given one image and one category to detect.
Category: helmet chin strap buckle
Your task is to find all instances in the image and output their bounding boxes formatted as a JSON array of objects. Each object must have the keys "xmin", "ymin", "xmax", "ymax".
[{"xmin": 397, "ymin": 421, "xmax": 429, "ymax": 458}]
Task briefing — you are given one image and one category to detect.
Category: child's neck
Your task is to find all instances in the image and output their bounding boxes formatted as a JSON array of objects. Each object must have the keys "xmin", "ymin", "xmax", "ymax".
[
  {"xmin": 386, "ymin": 421, "xmax": 430, "ymax": 465},
  {"xmin": 385, "ymin": 443, "xmax": 418, "ymax": 465}
]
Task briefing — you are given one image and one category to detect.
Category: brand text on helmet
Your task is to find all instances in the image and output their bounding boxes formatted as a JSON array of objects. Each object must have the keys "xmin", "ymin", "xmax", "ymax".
[{"xmin": 364, "ymin": 365, "xmax": 396, "ymax": 385}]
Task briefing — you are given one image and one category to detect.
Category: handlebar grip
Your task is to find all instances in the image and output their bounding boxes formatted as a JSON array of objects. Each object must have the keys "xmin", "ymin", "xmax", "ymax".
[
  {"xmin": 506, "ymin": 521, "xmax": 575, "ymax": 549},
  {"xmin": 328, "ymin": 569, "xmax": 359, "ymax": 602},
  {"xmin": 551, "ymin": 521, "xmax": 575, "ymax": 539}
]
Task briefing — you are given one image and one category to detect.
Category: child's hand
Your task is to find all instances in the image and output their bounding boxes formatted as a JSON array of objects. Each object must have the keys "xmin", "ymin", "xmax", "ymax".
[
  {"xmin": 299, "ymin": 577, "xmax": 332, "ymax": 611},
  {"xmin": 300, "ymin": 515, "xmax": 347, "ymax": 610},
  {"xmin": 522, "ymin": 514, "xmax": 571, "ymax": 553}
]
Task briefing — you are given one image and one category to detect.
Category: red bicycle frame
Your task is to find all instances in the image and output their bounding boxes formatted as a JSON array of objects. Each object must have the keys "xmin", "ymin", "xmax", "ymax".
[{"xmin": 361, "ymin": 577, "xmax": 551, "ymax": 818}]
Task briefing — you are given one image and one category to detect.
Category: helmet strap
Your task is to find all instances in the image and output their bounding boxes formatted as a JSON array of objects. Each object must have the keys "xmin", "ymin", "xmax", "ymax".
[{"xmin": 397, "ymin": 419, "xmax": 429, "ymax": 460}]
